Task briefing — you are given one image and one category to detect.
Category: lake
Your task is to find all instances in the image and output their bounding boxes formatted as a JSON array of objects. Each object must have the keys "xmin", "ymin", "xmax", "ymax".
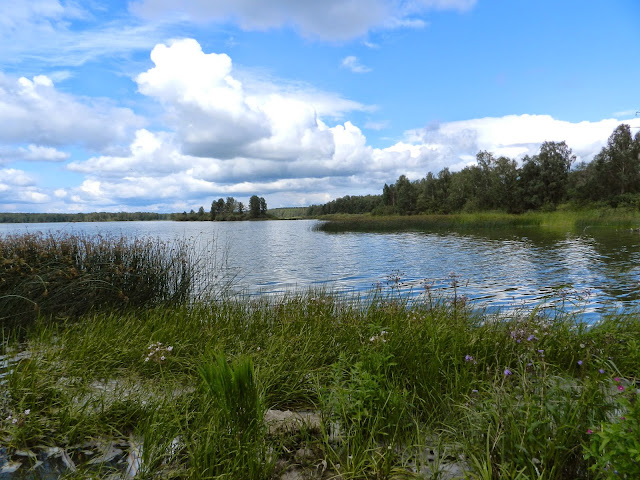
[{"xmin": 2, "ymin": 219, "xmax": 640, "ymax": 321}]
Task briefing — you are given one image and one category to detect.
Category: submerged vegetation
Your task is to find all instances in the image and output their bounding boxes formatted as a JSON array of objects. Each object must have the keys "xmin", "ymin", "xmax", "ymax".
[{"xmin": 1, "ymin": 233, "xmax": 639, "ymax": 479}]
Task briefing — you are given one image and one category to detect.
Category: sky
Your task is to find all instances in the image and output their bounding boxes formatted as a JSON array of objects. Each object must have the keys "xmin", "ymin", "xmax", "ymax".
[{"xmin": 1, "ymin": 0, "xmax": 639, "ymax": 213}]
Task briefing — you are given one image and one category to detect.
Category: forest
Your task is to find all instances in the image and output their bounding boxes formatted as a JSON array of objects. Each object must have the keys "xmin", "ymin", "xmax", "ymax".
[{"xmin": 307, "ymin": 124, "xmax": 640, "ymax": 216}]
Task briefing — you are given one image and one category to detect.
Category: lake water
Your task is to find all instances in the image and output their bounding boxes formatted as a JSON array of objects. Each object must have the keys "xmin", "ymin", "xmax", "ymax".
[{"xmin": 2, "ymin": 219, "xmax": 640, "ymax": 321}]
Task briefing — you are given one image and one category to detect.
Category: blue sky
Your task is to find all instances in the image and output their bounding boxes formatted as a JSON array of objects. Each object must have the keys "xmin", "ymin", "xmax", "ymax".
[{"xmin": 1, "ymin": 0, "xmax": 639, "ymax": 212}]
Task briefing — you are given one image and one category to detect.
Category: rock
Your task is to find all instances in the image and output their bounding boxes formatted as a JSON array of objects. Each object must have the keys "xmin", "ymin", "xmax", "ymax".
[
  {"xmin": 264, "ymin": 409, "xmax": 322, "ymax": 436},
  {"xmin": 280, "ymin": 466, "xmax": 306, "ymax": 480},
  {"xmin": 294, "ymin": 447, "xmax": 315, "ymax": 463},
  {"xmin": 86, "ymin": 441, "xmax": 123, "ymax": 465},
  {"xmin": 0, "ymin": 461, "xmax": 22, "ymax": 473}
]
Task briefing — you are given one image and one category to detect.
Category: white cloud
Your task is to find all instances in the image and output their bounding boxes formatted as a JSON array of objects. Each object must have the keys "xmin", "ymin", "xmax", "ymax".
[
  {"xmin": 68, "ymin": 129, "xmax": 190, "ymax": 177},
  {"xmin": 364, "ymin": 120, "xmax": 389, "ymax": 130},
  {"xmin": 341, "ymin": 56, "xmax": 372, "ymax": 73},
  {"xmin": 59, "ymin": 41, "xmax": 639, "ymax": 211},
  {"xmin": 134, "ymin": 39, "xmax": 371, "ymax": 163},
  {"xmin": 405, "ymin": 114, "xmax": 637, "ymax": 167},
  {"xmin": 0, "ymin": 168, "xmax": 50, "ymax": 204},
  {"xmin": 0, "ymin": 1, "xmax": 165, "ymax": 68},
  {"xmin": 0, "ymin": 145, "xmax": 69, "ymax": 163},
  {"xmin": 0, "ymin": 73, "xmax": 144, "ymax": 151},
  {"xmin": 130, "ymin": 0, "xmax": 477, "ymax": 40},
  {"xmin": 136, "ymin": 39, "xmax": 271, "ymax": 158},
  {"xmin": 1, "ymin": 168, "xmax": 35, "ymax": 186},
  {"xmin": 130, "ymin": 0, "xmax": 390, "ymax": 40}
]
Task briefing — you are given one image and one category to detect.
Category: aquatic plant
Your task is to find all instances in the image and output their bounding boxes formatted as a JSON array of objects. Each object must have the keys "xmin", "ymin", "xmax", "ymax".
[{"xmin": 0, "ymin": 232, "xmax": 207, "ymax": 328}]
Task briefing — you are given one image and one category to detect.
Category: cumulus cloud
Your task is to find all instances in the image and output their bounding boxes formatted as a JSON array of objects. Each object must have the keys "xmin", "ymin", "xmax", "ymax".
[
  {"xmin": 0, "ymin": 168, "xmax": 50, "ymax": 205},
  {"xmin": 405, "ymin": 114, "xmax": 635, "ymax": 166},
  {"xmin": 136, "ymin": 40, "xmax": 271, "ymax": 158},
  {"xmin": 0, "ymin": 73, "xmax": 144, "ymax": 151},
  {"xmin": 130, "ymin": 0, "xmax": 477, "ymax": 40},
  {"xmin": 0, "ymin": 144, "xmax": 69, "ymax": 163},
  {"xmin": 60, "ymin": 40, "xmax": 640, "ymax": 211},
  {"xmin": 341, "ymin": 56, "xmax": 372, "ymax": 73},
  {"xmin": 134, "ymin": 39, "xmax": 369, "ymax": 163},
  {"xmin": 68, "ymin": 129, "xmax": 191, "ymax": 177}
]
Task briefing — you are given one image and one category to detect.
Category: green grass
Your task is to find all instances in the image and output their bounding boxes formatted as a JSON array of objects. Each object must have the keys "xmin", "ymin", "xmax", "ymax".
[
  {"xmin": 1, "ymin": 232, "xmax": 639, "ymax": 478},
  {"xmin": 1, "ymin": 290, "xmax": 639, "ymax": 479},
  {"xmin": 315, "ymin": 208, "xmax": 640, "ymax": 233}
]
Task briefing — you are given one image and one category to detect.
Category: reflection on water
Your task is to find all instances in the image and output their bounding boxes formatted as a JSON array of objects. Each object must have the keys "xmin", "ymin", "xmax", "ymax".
[{"xmin": 2, "ymin": 220, "xmax": 640, "ymax": 322}]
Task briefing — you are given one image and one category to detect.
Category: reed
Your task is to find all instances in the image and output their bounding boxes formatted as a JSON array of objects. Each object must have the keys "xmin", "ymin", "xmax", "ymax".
[
  {"xmin": 315, "ymin": 209, "xmax": 640, "ymax": 233},
  {"xmin": 0, "ymin": 232, "xmax": 210, "ymax": 328}
]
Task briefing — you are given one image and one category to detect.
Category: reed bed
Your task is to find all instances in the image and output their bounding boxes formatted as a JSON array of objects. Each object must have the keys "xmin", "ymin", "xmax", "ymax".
[
  {"xmin": 1, "ymin": 288, "xmax": 639, "ymax": 479},
  {"xmin": 0, "ymin": 232, "xmax": 206, "ymax": 329},
  {"xmin": 315, "ymin": 209, "xmax": 640, "ymax": 233}
]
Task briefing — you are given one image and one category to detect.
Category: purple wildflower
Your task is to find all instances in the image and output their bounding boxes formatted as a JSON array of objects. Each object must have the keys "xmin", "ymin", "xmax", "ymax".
[{"xmin": 504, "ymin": 369, "xmax": 512, "ymax": 376}]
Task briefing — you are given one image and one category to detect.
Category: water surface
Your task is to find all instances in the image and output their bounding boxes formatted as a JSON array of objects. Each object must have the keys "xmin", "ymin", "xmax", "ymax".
[{"xmin": 2, "ymin": 220, "xmax": 640, "ymax": 321}]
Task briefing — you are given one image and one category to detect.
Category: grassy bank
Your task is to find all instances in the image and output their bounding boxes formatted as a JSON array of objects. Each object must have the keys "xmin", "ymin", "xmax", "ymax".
[
  {"xmin": 1, "ymin": 292, "xmax": 639, "ymax": 479},
  {"xmin": 314, "ymin": 209, "xmax": 640, "ymax": 233},
  {"xmin": 1, "ymin": 232, "xmax": 639, "ymax": 478}
]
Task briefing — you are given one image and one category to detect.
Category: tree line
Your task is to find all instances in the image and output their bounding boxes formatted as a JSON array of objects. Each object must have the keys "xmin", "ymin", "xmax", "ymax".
[
  {"xmin": 0, "ymin": 212, "xmax": 171, "ymax": 223},
  {"xmin": 307, "ymin": 124, "xmax": 640, "ymax": 216},
  {"xmin": 173, "ymin": 195, "xmax": 268, "ymax": 221}
]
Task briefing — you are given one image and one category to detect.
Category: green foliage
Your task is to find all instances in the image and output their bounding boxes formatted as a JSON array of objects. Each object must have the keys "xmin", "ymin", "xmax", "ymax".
[
  {"xmin": 321, "ymin": 343, "xmax": 415, "ymax": 478},
  {"xmin": 460, "ymin": 365, "xmax": 609, "ymax": 479},
  {"xmin": 584, "ymin": 385, "xmax": 640, "ymax": 479},
  {"xmin": 2, "ymin": 288, "xmax": 640, "ymax": 478},
  {"xmin": 198, "ymin": 352, "xmax": 261, "ymax": 436},
  {"xmin": 307, "ymin": 194, "xmax": 382, "ymax": 216},
  {"xmin": 193, "ymin": 352, "xmax": 271, "ymax": 479}
]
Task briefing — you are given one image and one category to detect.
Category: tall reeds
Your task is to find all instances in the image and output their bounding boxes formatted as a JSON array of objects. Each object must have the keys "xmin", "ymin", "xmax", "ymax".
[
  {"xmin": 0, "ymin": 232, "xmax": 200, "ymax": 327},
  {"xmin": 315, "ymin": 209, "xmax": 640, "ymax": 233}
]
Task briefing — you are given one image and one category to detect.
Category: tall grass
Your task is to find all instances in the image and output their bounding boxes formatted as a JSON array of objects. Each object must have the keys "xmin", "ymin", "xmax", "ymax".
[
  {"xmin": 2, "ymin": 290, "xmax": 639, "ymax": 478},
  {"xmin": 0, "ymin": 232, "xmax": 206, "ymax": 328}
]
